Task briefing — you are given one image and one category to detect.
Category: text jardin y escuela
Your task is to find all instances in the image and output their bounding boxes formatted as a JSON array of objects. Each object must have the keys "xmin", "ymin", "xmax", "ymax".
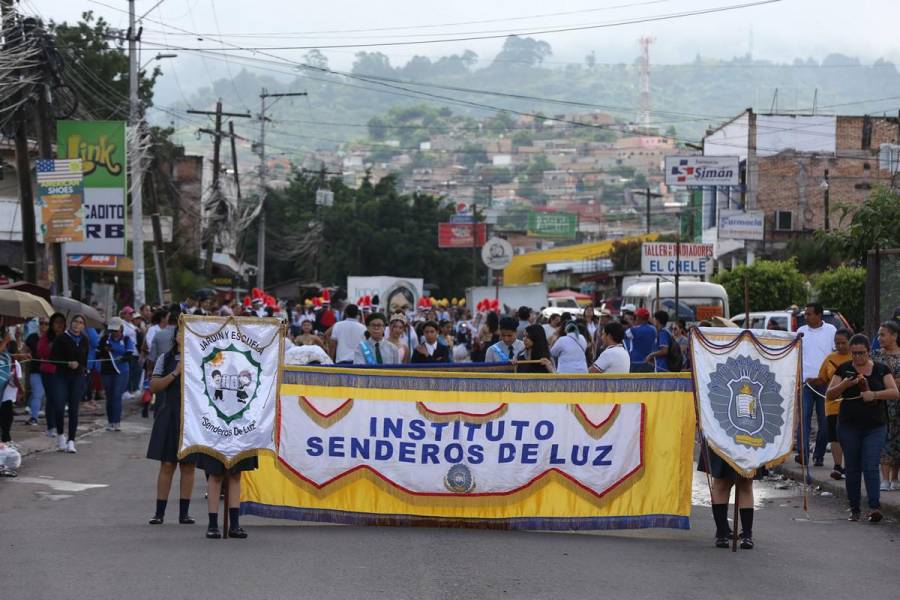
[{"xmin": 305, "ymin": 417, "xmax": 614, "ymax": 466}]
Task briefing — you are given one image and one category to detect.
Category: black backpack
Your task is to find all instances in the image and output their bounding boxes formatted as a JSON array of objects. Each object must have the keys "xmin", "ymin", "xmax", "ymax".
[{"xmin": 666, "ymin": 335, "xmax": 684, "ymax": 372}]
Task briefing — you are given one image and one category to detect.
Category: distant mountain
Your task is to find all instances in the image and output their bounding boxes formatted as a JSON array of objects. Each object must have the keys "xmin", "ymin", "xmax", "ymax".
[{"xmin": 162, "ymin": 39, "xmax": 900, "ymax": 156}]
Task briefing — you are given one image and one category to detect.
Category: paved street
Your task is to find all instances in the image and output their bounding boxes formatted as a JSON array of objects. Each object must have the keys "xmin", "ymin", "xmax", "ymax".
[{"xmin": 2, "ymin": 413, "xmax": 897, "ymax": 600}]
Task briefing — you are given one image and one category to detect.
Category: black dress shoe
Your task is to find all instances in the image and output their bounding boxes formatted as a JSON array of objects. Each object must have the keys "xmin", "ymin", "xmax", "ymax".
[
  {"xmin": 179, "ymin": 516, "xmax": 196, "ymax": 525},
  {"xmin": 206, "ymin": 527, "xmax": 221, "ymax": 539},
  {"xmin": 149, "ymin": 516, "xmax": 164, "ymax": 525},
  {"xmin": 739, "ymin": 533, "xmax": 754, "ymax": 549},
  {"xmin": 228, "ymin": 527, "xmax": 248, "ymax": 539}
]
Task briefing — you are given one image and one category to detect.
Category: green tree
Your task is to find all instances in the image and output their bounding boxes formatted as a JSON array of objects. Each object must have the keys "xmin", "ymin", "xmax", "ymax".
[
  {"xmin": 814, "ymin": 266, "xmax": 866, "ymax": 330},
  {"xmin": 50, "ymin": 11, "xmax": 160, "ymax": 118},
  {"xmin": 823, "ymin": 186, "xmax": 900, "ymax": 263},
  {"xmin": 712, "ymin": 260, "xmax": 807, "ymax": 315},
  {"xmin": 351, "ymin": 52, "xmax": 395, "ymax": 77},
  {"xmin": 491, "ymin": 36, "xmax": 552, "ymax": 68},
  {"xmin": 260, "ymin": 173, "xmax": 483, "ymax": 297}
]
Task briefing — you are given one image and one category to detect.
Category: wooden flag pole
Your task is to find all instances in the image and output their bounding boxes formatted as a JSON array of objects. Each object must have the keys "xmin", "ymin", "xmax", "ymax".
[
  {"xmin": 222, "ymin": 471, "xmax": 230, "ymax": 539},
  {"xmin": 732, "ymin": 479, "xmax": 740, "ymax": 552}
]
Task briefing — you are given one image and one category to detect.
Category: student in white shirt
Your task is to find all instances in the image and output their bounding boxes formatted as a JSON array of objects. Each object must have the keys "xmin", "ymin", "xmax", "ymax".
[
  {"xmin": 326, "ymin": 304, "xmax": 367, "ymax": 364},
  {"xmin": 550, "ymin": 322, "xmax": 589, "ymax": 374},
  {"xmin": 590, "ymin": 322, "xmax": 631, "ymax": 374},
  {"xmin": 796, "ymin": 303, "xmax": 837, "ymax": 468}
]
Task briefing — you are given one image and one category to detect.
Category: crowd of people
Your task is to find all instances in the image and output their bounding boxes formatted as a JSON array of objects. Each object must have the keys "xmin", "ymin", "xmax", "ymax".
[{"xmin": 0, "ymin": 290, "xmax": 898, "ymax": 545}]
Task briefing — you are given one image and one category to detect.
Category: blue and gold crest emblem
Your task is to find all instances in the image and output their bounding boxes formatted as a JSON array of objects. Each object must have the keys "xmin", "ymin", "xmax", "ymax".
[
  {"xmin": 707, "ymin": 355, "xmax": 784, "ymax": 448},
  {"xmin": 444, "ymin": 464, "xmax": 476, "ymax": 493}
]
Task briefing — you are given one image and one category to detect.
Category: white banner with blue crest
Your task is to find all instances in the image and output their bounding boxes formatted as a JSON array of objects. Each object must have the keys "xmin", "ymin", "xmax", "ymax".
[{"xmin": 690, "ymin": 327, "xmax": 801, "ymax": 477}]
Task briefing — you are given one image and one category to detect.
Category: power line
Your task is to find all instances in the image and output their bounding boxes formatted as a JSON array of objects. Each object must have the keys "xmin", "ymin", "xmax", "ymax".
[
  {"xmin": 135, "ymin": 0, "xmax": 676, "ymax": 37},
  {"xmin": 130, "ymin": 1, "xmax": 784, "ymax": 51}
]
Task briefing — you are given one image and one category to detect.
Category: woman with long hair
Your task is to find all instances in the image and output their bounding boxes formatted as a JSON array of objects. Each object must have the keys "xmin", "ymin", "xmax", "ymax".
[
  {"xmin": 386, "ymin": 313, "xmax": 411, "ymax": 363},
  {"xmin": 550, "ymin": 321, "xmax": 589, "ymax": 374},
  {"xmin": 515, "ymin": 324, "xmax": 554, "ymax": 373},
  {"xmin": 37, "ymin": 313, "xmax": 66, "ymax": 437},
  {"xmin": 826, "ymin": 333, "xmax": 899, "ymax": 522},
  {"xmin": 473, "ymin": 311, "xmax": 500, "ymax": 363},
  {"xmin": 49, "ymin": 314, "xmax": 89, "ymax": 453},
  {"xmin": 873, "ymin": 321, "xmax": 900, "ymax": 491},
  {"xmin": 146, "ymin": 332, "xmax": 196, "ymax": 526}
]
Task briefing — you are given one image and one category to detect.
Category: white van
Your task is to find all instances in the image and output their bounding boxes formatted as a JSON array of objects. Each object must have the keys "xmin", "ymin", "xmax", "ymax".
[{"xmin": 622, "ymin": 280, "xmax": 729, "ymax": 323}]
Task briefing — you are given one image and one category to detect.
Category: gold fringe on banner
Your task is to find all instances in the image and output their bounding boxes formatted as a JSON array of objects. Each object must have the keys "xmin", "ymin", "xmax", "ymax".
[{"xmin": 415, "ymin": 402, "xmax": 508, "ymax": 424}]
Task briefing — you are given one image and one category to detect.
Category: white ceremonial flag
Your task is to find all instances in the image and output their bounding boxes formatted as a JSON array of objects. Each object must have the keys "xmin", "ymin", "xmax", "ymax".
[
  {"xmin": 179, "ymin": 316, "xmax": 283, "ymax": 466},
  {"xmin": 690, "ymin": 327, "xmax": 801, "ymax": 477}
]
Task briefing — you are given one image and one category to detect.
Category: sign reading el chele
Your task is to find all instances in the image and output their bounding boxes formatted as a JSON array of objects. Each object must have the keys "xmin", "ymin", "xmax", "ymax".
[
  {"xmin": 665, "ymin": 156, "xmax": 740, "ymax": 187},
  {"xmin": 718, "ymin": 209, "xmax": 765, "ymax": 241},
  {"xmin": 179, "ymin": 316, "xmax": 282, "ymax": 466},
  {"xmin": 641, "ymin": 242, "xmax": 714, "ymax": 276}
]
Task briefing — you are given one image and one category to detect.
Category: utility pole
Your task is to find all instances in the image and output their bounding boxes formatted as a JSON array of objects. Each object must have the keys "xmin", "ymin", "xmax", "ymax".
[
  {"xmin": 35, "ymin": 84, "xmax": 67, "ymax": 294},
  {"xmin": 146, "ymin": 172, "xmax": 169, "ymax": 303},
  {"xmin": 127, "ymin": 0, "xmax": 147, "ymax": 306},
  {"xmin": 257, "ymin": 89, "xmax": 306, "ymax": 291},
  {"xmin": 633, "ymin": 188, "xmax": 662, "ymax": 234},
  {"xmin": 228, "ymin": 121, "xmax": 242, "ymax": 202},
  {"xmin": 822, "ymin": 168, "xmax": 830, "ymax": 231},
  {"xmin": 2, "ymin": 0, "xmax": 38, "ymax": 283},
  {"xmin": 189, "ymin": 102, "xmax": 251, "ymax": 277}
]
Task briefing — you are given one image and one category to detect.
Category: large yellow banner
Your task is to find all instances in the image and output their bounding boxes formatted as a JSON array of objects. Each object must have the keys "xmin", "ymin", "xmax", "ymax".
[{"xmin": 242, "ymin": 367, "xmax": 695, "ymax": 530}]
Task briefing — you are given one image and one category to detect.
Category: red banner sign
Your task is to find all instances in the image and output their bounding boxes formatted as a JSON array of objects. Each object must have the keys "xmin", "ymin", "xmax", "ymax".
[{"xmin": 438, "ymin": 223, "xmax": 486, "ymax": 248}]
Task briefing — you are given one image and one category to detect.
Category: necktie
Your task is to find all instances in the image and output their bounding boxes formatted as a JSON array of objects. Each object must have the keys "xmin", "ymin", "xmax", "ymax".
[
  {"xmin": 508, "ymin": 345, "xmax": 514, "ymax": 360},
  {"xmin": 375, "ymin": 342, "xmax": 383, "ymax": 364}
]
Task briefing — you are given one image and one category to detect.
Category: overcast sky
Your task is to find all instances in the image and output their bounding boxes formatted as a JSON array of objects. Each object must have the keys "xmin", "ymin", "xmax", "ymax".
[{"xmin": 25, "ymin": 0, "xmax": 900, "ymax": 104}]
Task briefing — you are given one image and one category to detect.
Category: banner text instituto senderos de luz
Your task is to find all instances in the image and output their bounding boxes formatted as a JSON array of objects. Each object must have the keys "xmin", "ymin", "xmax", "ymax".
[{"xmin": 242, "ymin": 367, "xmax": 695, "ymax": 530}]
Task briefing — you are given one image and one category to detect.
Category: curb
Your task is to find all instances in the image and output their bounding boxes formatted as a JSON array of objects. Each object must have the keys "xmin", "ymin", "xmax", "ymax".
[
  {"xmin": 14, "ymin": 397, "xmax": 146, "ymax": 459},
  {"xmin": 777, "ymin": 463, "xmax": 900, "ymax": 519}
]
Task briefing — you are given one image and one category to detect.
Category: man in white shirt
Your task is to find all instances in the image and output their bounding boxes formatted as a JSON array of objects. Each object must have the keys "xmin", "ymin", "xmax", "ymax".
[
  {"xmin": 796, "ymin": 303, "xmax": 836, "ymax": 469},
  {"xmin": 590, "ymin": 322, "xmax": 630, "ymax": 374},
  {"xmin": 326, "ymin": 304, "xmax": 367, "ymax": 364}
]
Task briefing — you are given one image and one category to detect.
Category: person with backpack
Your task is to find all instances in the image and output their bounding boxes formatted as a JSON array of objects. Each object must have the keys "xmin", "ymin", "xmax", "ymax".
[{"xmin": 645, "ymin": 311, "xmax": 682, "ymax": 372}]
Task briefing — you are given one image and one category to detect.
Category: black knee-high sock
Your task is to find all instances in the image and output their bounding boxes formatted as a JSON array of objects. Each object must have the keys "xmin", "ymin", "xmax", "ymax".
[
  {"xmin": 711, "ymin": 503, "xmax": 730, "ymax": 536},
  {"xmin": 208, "ymin": 512, "xmax": 218, "ymax": 529},
  {"xmin": 739, "ymin": 508, "xmax": 754, "ymax": 537},
  {"xmin": 228, "ymin": 507, "xmax": 240, "ymax": 530},
  {"xmin": 154, "ymin": 499, "xmax": 167, "ymax": 518},
  {"xmin": 179, "ymin": 498, "xmax": 190, "ymax": 520}
]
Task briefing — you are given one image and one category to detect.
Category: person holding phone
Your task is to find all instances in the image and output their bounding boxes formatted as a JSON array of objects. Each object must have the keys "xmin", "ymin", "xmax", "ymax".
[{"xmin": 826, "ymin": 333, "xmax": 899, "ymax": 522}]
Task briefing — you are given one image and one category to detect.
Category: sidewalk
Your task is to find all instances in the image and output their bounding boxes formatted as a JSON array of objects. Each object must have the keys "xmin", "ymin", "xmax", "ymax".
[
  {"xmin": 778, "ymin": 459, "xmax": 900, "ymax": 518},
  {"xmin": 8, "ymin": 394, "xmax": 146, "ymax": 458}
]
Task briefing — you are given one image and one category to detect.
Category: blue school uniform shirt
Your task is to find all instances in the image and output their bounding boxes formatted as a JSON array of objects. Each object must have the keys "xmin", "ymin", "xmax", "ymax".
[{"xmin": 627, "ymin": 323, "xmax": 657, "ymax": 364}]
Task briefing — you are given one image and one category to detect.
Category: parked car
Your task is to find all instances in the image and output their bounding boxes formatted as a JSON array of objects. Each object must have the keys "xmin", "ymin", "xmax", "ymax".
[{"xmin": 729, "ymin": 309, "xmax": 852, "ymax": 332}]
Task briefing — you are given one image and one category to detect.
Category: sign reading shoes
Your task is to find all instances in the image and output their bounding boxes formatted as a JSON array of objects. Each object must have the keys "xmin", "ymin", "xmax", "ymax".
[{"xmin": 179, "ymin": 316, "xmax": 282, "ymax": 466}]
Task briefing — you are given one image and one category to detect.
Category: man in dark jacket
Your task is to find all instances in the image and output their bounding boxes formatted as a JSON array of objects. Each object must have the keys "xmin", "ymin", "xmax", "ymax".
[{"xmin": 411, "ymin": 321, "xmax": 451, "ymax": 363}]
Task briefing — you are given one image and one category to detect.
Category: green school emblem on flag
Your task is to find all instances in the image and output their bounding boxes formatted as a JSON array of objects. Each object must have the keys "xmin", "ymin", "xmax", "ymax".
[{"xmin": 201, "ymin": 344, "xmax": 262, "ymax": 424}]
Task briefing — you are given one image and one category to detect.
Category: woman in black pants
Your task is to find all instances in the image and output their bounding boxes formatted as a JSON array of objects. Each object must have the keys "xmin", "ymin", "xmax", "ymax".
[
  {"xmin": 49, "ymin": 314, "xmax": 89, "ymax": 453},
  {"xmin": 146, "ymin": 336, "xmax": 196, "ymax": 525}
]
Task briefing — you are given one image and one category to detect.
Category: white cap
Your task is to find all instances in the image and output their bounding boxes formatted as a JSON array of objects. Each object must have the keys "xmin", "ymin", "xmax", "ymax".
[{"xmin": 107, "ymin": 317, "xmax": 124, "ymax": 331}]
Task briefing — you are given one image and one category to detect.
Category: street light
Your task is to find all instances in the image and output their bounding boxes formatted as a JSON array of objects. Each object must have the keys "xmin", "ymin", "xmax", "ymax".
[{"xmin": 141, "ymin": 52, "xmax": 178, "ymax": 70}]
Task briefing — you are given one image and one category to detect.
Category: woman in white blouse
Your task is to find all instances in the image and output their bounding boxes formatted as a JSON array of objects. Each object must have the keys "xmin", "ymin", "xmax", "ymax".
[{"xmin": 550, "ymin": 322, "xmax": 589, "ymax": 374}]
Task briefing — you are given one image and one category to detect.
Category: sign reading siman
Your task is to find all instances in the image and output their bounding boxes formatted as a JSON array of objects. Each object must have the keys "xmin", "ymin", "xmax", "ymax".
[{"xmin": 179, "ymin": 316, "xmax": 283, "ymax": 467}]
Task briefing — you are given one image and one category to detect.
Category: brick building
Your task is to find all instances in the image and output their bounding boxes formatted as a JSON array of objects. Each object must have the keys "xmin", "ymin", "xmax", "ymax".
[{"xmin": 702, "ymin": 110, "xmax": 899, "ymax": 261}]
